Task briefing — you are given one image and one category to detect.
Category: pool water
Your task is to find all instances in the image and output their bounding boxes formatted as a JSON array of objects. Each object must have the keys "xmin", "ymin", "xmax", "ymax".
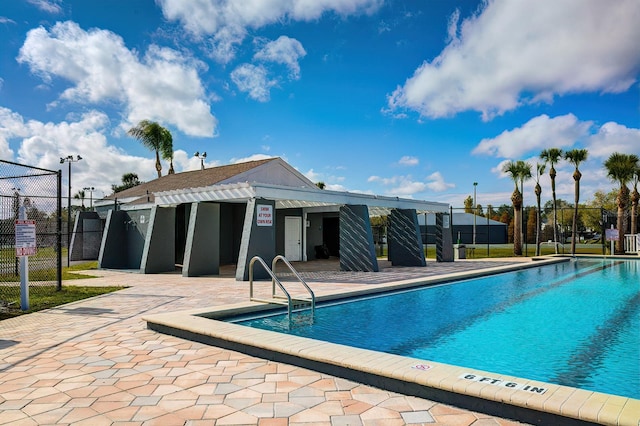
[{"xmin": 233, "ymin": 259, "xmax": 640, "ymax": 399}]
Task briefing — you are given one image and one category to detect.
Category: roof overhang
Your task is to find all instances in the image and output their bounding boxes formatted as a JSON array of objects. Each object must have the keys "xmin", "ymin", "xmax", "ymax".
[{"xmin": 152, "ymin": 181, "xmax": 449, "ymax": 215}]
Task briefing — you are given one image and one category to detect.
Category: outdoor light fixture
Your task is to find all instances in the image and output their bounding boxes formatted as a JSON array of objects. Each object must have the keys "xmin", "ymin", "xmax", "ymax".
[
  {"xmin": 194, "ymin": 151, "xmax": 207, "ymax": 170},
  {"xmin": 83, "ymin": 186, "xmax": 95, "ymax": 210},
  {"xmin": 60, "ymin": 155, "xmax": 83, "ymax": 264}
]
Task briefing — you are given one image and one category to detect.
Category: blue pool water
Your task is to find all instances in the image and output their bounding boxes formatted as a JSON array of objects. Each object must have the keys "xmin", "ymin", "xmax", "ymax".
[{"xmin": 233, "ymin": 259, "xmax": 640, "ymax": 399}]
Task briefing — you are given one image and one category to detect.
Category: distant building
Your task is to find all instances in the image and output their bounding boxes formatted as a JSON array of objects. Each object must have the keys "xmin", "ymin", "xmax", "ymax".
[{"xmin": 418, "ymin": 212, "xmax": 507, "ymax": 244}]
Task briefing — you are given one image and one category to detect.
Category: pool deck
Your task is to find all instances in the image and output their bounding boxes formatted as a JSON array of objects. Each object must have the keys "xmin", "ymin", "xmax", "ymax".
[{"xmin": 1, "ymin": 257, "xmax": 638, "ymax": 425}]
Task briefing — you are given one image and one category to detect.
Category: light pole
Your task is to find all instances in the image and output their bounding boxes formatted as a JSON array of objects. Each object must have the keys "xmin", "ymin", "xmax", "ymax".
[
  {"xmin": 83, "ymin": 186, "xmax": 95, "ymax": 210},
  {"xmin": 194, "ymin": 151, "xmax": 207, "ymax": 170},
  {"xmin": 473, "ymin": 182, "xmax": 477, "ymax": 245},
  {"xmin": 60, "ymin": 155, "xmax": 82, "ymax": 264}
]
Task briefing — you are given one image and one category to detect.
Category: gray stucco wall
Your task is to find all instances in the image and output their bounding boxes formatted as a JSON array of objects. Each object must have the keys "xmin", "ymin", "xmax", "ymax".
[
  {"xmin": 339, "ymin": 205, "xmax": 378, "ymax": 272},
  {"xmin": 141, "ymin": 206, "xmax": 176, "ymax": 273},
  {"xmin": 306, "ymin": 213, "xmax": 324, "ymax": 260},
  {"xmin": 98, "ymin": 209, "xmax": 149, "ymax": 269},
  {"xmin": 182, "ymin": 202, "xmax": 220, "ymax": 277},
  {"xmin": 236, "ymin": 199, "xmax": 276, "ymax": 281}
]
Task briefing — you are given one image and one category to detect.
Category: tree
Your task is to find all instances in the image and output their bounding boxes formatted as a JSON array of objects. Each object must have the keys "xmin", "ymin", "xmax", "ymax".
[
  {"xmin": 603, "ymin": 153, "xmax": 639, "ymax": 253},
  {"xmin": 540, "ymin": 148, "xmax": 563, "ymax": 253},
  {"xmin": 316, "ymin": 181, "xmax": 326, "ymax": 189},
  {"xmin": 112, "ymin": 172, "xmax": 142, "ymax": 193},
  {"xmin": 74, "ymin": 190, "xmax": 86, "ymax": 210},
  {"xmin": 128, "ymin": 120, "xmax": 174, "ymax": 178},
  {"xmin": 463, "ymin": 195, "xmax": 473, "ymax": 213},
  {"xmin": 534, "ymin": 162, "xmax": 546, "ymax": 255},
  {"xmin": 582, "ymin": 190, "xmax": 617, "ymax": 236},
  {"xmin": 502, "ymin": 160, "xmax": 531, "ymax": 255},
  {"xmin": 564, "ymin": 149, "xmax": 588, "ymax": 255}
]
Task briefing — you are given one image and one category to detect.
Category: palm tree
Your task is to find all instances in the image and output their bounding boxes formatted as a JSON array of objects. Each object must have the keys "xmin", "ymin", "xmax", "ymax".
[
  {"xmin": 534, "ymin": 162, "xmax": 546, "ymax": 255},
  {"xmin": 604, "ymin": 153, "xmax": 639, "ymax": 254},
  {"xmin": 74, "ymin": 190, "xmax": 86, "ymax": 210},
  {"xmin": 517, "ymin": 161, "xmax": 532, "ymax": 253},
  {"xmin": 503, "ymin": 160, "xmax": 531, "ymax": 255},
  {"xmin": 540, "ymin": 148, "xmax": 563, "ymax": 253},
  {"xmin": 564, "ymin": 149, "xmax": 588, "ymax": 255},
  {"xmin": 128, "ymin": 120, "xmax": 174, "ymax": 178},
  {"xmin": 631, "ymin": 165, "xmax": 640, "ymax": 235}
]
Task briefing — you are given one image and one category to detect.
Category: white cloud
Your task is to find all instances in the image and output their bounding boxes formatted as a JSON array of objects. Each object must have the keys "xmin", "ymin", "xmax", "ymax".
[
  {"xmin": 586, "ymin": 122, "xmax": 640, "ymax": 159},
  {"xmin": 0, "ymin": 17, "xmax": 16, "ymax": 24},
  {"xmin": 17, "ymin": 21, "xmax": 217, "ymax": 137},
  {"xmin": 0, "ymin": 107, "xmax": 163, "ymax": 195},
  {"xmin": 254, "ymin": 36, "xmax": 307, "ymax": 80},
  {"xmin": 369, "ymin": 172, "xmax": 454, "ymax": 196},
  {"xmin": 397, "ymin": 155, "xmax": 419, "ymax": 166},
  {"xmin": 473, "ymin": 114, "xmax": 592, "ymax": 158},
  {"xmin": 230, "ymin": 64, "xmax": 277, "ymax": 102},
  {"xmin": 230, "ymin": 154, "xmax": 275, "ymax": 164},
  {"xmin": 425, "ymin": 171, "xmax": 455, "ymax": 192},
  {"xmin": 387, "ymin": 0, "xmax": 640, "ymax": 120},
  {"xmin": 158, "ymin": 0, "xmax": 382, "ymax": 63},
  {"xmin": 26, "ymin": 0, "xmax": 62, "ymax": 14}
]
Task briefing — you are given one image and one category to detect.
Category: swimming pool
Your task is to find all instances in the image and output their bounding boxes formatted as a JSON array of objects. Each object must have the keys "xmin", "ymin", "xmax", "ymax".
[{"xmin": 231, "ymin": 258, "xmax": 640, "ymax": 399}]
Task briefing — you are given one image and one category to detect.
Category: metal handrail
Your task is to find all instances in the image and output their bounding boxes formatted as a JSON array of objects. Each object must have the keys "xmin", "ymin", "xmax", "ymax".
[
  {"xmin": 249, "ymin": 256, "xmax": 293, "ymax": 318},
  {"xmin": 272, "ymin": 255, "xmax": 315, "ymax": 316}
]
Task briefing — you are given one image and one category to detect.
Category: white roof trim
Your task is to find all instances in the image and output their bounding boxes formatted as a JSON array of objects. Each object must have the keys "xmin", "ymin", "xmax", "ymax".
[{"xmin": 153, "ymin": 181, "xmax": 449, "ymax": 213}]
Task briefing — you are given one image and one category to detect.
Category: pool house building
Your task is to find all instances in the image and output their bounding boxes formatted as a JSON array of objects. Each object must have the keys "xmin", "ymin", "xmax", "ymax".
[{"xmin": 73, "ymin": 157, "xmax": 449, "ymax": 280}]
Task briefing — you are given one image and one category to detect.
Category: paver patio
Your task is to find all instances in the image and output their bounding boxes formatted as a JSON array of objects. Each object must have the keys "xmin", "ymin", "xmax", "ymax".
[{"xmin": 0, "ymin": 260, "xmax": 528, "ymax": 425}]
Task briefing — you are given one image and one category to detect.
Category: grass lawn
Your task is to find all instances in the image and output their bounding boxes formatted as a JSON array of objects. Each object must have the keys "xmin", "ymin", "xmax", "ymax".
[{"xmin": 0, "ymin": 261, "xmax": 125, "ymax": 321}]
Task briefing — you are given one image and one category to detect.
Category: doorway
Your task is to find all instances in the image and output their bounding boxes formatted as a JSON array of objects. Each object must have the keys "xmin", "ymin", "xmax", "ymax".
[{"xmin": 284, "ymin": 216, "xmax": 302, "ymax": 261}]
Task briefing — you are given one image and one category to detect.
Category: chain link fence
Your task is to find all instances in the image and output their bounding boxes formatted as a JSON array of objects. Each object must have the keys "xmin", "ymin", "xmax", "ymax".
[{"xmin": 0, "ymin": 160, "xmax": 61, "ymax": 313}]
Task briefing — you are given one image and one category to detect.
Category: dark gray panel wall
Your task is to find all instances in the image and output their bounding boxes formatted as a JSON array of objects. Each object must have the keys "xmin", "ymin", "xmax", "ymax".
[
  {"xmin": 182, "ymin": 203, "xmax": 220, "ymax": 277},
  {"xmin": 236, "ymin": 199, "xmax": 276, "ymax": 281},
  {"xmin": 436, "ymin": 212, "xmax": 454, "ymax": 262},
  {"xmin": 70, "ymin": 211, "xmax": 102, "ymax": 261},
  {"xmin": 339, "ymin": 205, "xmax": 378, "ymax": 272},
  {"xmin": 388, "ymin": 209, "xmax": 425, "ymax": 267},
  {"xmin": 306, "ymin": 213, "xmax": 324, "ymax": 260},
  {"xmin": 141, "ymin": 206, "xmax": 176, "ymax": 273},
  {"xmin": 98, "ymin": 210, "xmax": 127, "ymax": 269}
]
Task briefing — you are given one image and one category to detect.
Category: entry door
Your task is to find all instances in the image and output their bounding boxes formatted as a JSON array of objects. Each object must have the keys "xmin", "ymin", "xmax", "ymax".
[{"xmin": 284, "ymin": 216, "xmax": 302, "ymax": 261}]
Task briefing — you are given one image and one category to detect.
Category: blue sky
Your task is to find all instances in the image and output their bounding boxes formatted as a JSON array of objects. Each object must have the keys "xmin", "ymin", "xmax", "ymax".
[{"xmin": 1, "ymin": 0, "xmax": 639, "ymax": 208}]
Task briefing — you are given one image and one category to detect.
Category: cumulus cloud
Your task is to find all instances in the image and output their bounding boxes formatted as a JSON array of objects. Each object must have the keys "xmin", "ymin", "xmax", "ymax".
[
  {"xmin": 17, "ymin": 21, "xmax": 217, "ymax": 137},
  {"xmin": 230, "ymin": 64, "xmax": 277, "ymax": 102},
  {"xmin": 387, "ymin": 0, "xmax": 640, "ymax": 120},
  {"xmin": 369, "ymin": 172, "xmax": 454, "ymax": 196},
  {"xmin": 254, "ymin": 36, "xmax": 306, "ymax": 79},
  {"xmin": 157, "ymin": 0, "xmax": 382, "ymax": 63},
  {"xmin": 397, "ymin": 155, "xmax": 419, "ymax": 166},
  {"xmin": 0, "ymin": 107, "xmax": 163, "ymax": 195},
  {"xmin": 473, "ymin": 114, "xmax": 592, "ymax": 158},
  {"xmin": 586, "ymin": 122, "xmax": 640, "ymax": 159}
]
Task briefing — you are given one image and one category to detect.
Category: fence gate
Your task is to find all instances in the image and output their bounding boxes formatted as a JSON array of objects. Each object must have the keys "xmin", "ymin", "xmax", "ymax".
[{"xmin": 0, "ymin": 160, "xmax": 61, "ymax": 313}]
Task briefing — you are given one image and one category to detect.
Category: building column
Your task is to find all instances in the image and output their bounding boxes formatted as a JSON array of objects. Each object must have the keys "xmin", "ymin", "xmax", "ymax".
[
  {"xmin": 183, "ymin": 202, "xmax": 220, "ymax": 277},
  {"xmin": 236, "ymin": 199, "xmax": 276, "ymax": 281}
]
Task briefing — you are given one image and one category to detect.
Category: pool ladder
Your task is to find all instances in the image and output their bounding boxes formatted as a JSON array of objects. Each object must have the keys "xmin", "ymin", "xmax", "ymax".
[{"xmin": 249, "ymin": 255, "xmax": 315, "ymax": 323}]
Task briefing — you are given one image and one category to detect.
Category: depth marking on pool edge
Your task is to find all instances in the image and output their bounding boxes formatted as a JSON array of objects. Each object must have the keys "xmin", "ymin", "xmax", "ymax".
[{"xmin": 460, "ymin": 373, "xmax": 548, "ymax": 394}]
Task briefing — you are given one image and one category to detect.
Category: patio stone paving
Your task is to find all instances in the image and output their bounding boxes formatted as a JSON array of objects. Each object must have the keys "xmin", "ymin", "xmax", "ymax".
[{"xmin": 0, "ymin": 260, "xmax": 529, "ymax": 425}]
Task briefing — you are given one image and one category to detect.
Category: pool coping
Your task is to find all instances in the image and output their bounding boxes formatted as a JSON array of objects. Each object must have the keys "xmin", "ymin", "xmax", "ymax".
[{"xmin": 144, "ymin": 257, "xmax": 640, "ymax": 426}]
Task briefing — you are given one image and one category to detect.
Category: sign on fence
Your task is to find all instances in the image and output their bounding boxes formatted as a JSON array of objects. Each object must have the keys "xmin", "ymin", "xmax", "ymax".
[{"xmin": 15, "ymin": 219, "xmax": 37, "ymax": 257}]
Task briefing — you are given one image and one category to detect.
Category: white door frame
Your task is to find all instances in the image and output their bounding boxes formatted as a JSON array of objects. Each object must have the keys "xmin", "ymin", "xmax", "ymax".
[{"xmin": 284, "ymin": 216, "xmax": 302, "ymax": 261}]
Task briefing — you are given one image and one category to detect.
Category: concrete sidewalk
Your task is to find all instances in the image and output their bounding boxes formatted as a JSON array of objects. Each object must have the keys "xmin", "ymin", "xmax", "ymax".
[{"xmin": 0, "ymin": 262, "xmax": 527, "ymax": 425}]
